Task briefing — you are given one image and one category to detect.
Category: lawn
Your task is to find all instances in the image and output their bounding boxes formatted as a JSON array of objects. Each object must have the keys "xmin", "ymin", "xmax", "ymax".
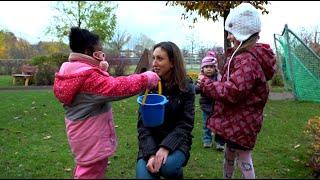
[
  {"xmin": 0, "ymin": 75, "xmax": 33, "ymax": 87},
  {"xmin": 0, "ymin": 90, "xmax": 319, "ymax": 178},
  {"xmin": 0, "ymin": 75, "xmax": 13, "ymax": 87}
]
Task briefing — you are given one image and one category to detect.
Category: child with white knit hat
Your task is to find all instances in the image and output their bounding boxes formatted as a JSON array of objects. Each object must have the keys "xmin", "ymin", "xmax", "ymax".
[{"xmin": 197, "ymin": 2, "xmax": 277, "ymax": 179}]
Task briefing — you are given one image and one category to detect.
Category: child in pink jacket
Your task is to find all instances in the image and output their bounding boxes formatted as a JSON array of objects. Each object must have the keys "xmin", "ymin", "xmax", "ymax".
[{"xmin": 53, "ymin": 27, "xmax": 159, "ymax": 179}]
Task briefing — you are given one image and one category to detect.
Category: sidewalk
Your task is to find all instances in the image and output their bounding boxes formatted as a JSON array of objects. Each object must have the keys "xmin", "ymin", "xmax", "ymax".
[
  {"xmin": 269, "ymin": 92, "xmax": 295, "ymax": 100},
  {"xmin": 0, "ymin": 86, "xmax": 52, "ymax": 91}
]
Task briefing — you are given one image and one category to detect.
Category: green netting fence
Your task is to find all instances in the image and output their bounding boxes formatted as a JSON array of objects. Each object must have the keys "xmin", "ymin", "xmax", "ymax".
[{"xmin": 274, "ymin": 24, "xmax": 320, "ymax": 103}]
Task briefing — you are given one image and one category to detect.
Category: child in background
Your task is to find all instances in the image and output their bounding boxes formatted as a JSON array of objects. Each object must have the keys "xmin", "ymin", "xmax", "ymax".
[
  {"xmin": 195, "ymin": 50, "xmax": 225, "ymax": 150},
  {"xmin": 53, "ymin": 27, "xmax": 160, "ymax": 179}
]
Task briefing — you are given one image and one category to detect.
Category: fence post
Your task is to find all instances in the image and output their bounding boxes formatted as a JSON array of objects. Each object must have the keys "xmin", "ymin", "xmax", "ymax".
[{"xmin": 284, "ymin": 24, "xmax": 297, "ymax": 99}]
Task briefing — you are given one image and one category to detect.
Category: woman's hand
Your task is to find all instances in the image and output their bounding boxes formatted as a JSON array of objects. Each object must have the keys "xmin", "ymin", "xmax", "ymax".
[
  {"xmin": 146, "ymin": 155, "xmax": 157, "ymax": 173},
  {"xmin": 153, "ymin": 147, "xmax": 169, "ymax": 172}
]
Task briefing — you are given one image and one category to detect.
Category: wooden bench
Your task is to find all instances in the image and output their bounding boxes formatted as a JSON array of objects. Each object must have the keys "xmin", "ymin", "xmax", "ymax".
[{"xmin": 12, "ymin": 65, "xmax": 38, "ymax": 86}]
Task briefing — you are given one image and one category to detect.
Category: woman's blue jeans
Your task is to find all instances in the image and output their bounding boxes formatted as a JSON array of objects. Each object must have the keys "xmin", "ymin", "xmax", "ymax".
[
  {"xmin": 202, "ymin": 111, "xmax": 212, "ymax": 144},
  {"xmin": 136, "ymin": 150, "xmax": 186, "ymax": 179}
]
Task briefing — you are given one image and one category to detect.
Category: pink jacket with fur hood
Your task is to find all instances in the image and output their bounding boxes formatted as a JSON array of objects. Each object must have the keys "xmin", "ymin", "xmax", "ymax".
[
  {"xmin": 53, "ymin": 53, "xmax": 149, "ymax": 166},
  {"xmin": 200, "ymin": 43, "xmax": 277, "ymax": 149}
]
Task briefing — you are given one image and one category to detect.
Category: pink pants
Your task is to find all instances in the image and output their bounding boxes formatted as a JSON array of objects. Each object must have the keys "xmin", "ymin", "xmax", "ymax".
[{"xmin": 73, "ymin": 158, "xmax": 108, "ymax": 179}]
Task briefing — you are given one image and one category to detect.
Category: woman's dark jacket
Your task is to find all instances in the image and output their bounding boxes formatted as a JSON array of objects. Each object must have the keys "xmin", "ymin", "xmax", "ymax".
[
  {"xmin": 137, "ymin": 77, "xmax": 195, "ymax": 166},
  {"xmin": 195, "ymin": 74, "xmax": 218, "ymax": 114}
]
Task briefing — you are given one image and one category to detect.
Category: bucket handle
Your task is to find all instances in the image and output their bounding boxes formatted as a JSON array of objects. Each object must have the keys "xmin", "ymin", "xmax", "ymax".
[{"xmin": 141, "ymin": 81, "xmax": 162, "ymax": 105}]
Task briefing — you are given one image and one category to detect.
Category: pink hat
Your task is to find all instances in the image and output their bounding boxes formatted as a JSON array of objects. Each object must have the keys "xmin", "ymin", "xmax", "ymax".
[{"xmin": 201, "ymin": 50, "xmax": 217, "ymax": 69}]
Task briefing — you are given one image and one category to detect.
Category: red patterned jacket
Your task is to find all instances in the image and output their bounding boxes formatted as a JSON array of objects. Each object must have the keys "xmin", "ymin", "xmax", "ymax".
[{"xmin": 200, "ymin": 43, "xmax": 277, "ymax": 149}]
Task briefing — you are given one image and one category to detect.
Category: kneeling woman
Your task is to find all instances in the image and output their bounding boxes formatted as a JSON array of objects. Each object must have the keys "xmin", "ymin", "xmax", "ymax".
[{"xmin": 136, "ymin": 41, "xmax": 195, "ymax": 179}]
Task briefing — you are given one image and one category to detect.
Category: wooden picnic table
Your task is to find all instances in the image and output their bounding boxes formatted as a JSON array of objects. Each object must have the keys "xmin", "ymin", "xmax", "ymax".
[
  {"xmin": 12, "ymin": 74, "xmax": 33, "ymax": 86},
  {"xmin": 11, "ymin": 65, "xmax": 38, "ymax": 86}
]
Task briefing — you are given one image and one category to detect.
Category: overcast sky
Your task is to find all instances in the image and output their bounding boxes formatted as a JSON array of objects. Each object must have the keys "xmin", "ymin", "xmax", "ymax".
[{"xmin": 0, "ymin": 1, "xmax": 319, "ymax": 52}]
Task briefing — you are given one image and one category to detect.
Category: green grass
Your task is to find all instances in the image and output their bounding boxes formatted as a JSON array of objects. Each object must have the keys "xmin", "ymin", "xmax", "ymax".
[
  {"xmin": 0, "ymin": 75, "xmax": 13, "ymax": 87},
  {"xmin": 0, "ymin": 75, "xmax": 33, "ymax": 87},
  {"xmin": 0, "ymin": 90, "xmax": 320, "ymax": 178},
  {"xmin": 271, "ymin": 86, "xmax": 286, "ymax": 93}
]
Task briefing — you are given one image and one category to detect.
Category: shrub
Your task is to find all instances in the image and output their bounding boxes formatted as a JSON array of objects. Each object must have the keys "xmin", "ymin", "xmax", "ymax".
[
  {"xmin": 0, "ymin": 59, "xmax": 28, "ymax": 75},
  {"xmin": 108, "ymin": 56, "xmax": 132, "ymax": 76},
  {"xmin": 49, "ymin": 53, "xmax": 68, "ymax": 67},
  {"xmin": 271, "ymin": 70, "xmax": 284, "ymax": 86},
  {"xmin": 30, "ymin": 53, "xmax": 68, "ymax": 67},
  {"xmin": 305, "ymin": 116, "xmax": 320, "ymax": 178},
  {"xmin": 30, "ymin": 55, "xmax": 48, "ymax": 66},
  {"xmin": 187, "ymin": 72, "xmax": 199, "ymax": 81},
  {"xmin": 33, "ymin": 64, "xmax": 58, "ymax": 85},
  {"xmin": 30, "ymin": 53, "xmax": 68, "ymax": 85}
]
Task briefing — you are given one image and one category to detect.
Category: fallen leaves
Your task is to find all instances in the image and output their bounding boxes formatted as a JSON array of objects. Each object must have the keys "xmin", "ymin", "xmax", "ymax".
[
  {"xmin": 64, "ymin": 168, "xmax": 72, "ymax": 172},
  {"xmin": 293, "ymin": 158, "xmax": 301, "ymax": 163},
  {"xmin": 0, "ymin": 128, "xmax": 23, "ymax": 134},
  {"xmin": 43, "ymin": 135, "xmax": 52, "ymax": 140}
]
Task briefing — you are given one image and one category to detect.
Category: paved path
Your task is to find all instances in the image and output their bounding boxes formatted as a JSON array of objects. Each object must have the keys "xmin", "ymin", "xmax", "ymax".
[
  {"xmin": 0, "ymin": 86, "xmax": 52, "ymax": 92},
  {"xmin": 269, "ymin": 92, "xmax": 295, "ymax": 100}
]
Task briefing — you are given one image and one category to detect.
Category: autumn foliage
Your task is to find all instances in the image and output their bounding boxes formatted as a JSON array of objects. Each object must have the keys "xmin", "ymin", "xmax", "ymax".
[
  {"xmin": 305, "ymin": 116, "xmax": 320, "ymax": 177},
  {"xmin": 166, "ymin": 1, "xmax": 269, "ymax": 23},
  {"xmin": 166, "ymin": 1, "xmax": 269, "ymax": 51},
  {"xmin": 0, "ymin": 29, "xmax": 69, "ymax": 60}
]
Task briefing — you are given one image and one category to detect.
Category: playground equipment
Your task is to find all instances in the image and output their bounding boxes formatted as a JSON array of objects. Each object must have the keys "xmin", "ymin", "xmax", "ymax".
[{"xmin": 274, "ymin": 24, "xmax": 320, "ymax": 103}]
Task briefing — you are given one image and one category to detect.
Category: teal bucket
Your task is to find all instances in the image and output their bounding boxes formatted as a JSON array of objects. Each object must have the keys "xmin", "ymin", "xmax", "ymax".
[{"xmin": 137, "ymin": 94, "xmax": 168, "ymax": 127}]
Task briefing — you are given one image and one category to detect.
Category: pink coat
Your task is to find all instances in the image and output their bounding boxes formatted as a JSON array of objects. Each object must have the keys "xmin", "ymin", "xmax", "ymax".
[
  {"xmin": 53, "ymin": 53, "xmax": 149, "ymax": 166},
  {"xmin": 201, "ymin": 43, "xmax": 277, "ymax": 149}
]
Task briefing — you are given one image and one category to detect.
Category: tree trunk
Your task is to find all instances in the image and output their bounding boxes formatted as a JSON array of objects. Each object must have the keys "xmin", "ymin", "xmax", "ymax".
[
  {"xmin": 78, "ymin": 1, "xmax": 81, "ymax": 27},
  {"xmin": 217, "ymin": 9, "xmax": 231, "ymax": 71},
  {"xmin": 223, "ymin": 10, "xmax": 231, "ymax": 52}
]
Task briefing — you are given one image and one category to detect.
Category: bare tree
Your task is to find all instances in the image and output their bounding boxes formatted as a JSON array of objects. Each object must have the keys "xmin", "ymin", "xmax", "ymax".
[
  {"xmin": 106, "ymin": 29, "xmax": 131, "ymax": 55},
  {"xmin": 298, "ymin": 26, "xmax": 320, "ymax": 55},
  {"xmin": 132, "ymin": 34, "xmax": 155, "ymax": 57}
]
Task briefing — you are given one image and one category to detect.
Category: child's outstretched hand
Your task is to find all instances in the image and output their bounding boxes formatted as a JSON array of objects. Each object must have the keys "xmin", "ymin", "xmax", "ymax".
[
  {"xmin": 99, "ymin": 61, "xmax": 109, "ymax": 71},
  {"xmin": 141, "ymin": 71, "xmax": 160, "ymax": 89}
]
